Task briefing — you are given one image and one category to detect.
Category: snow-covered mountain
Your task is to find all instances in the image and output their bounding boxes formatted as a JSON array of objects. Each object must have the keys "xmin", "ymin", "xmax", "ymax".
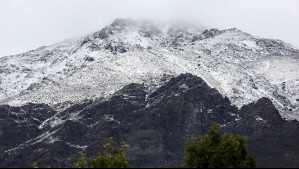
[{"xmin": 0, "ymin": 18, "xmax": 298, "ymax": 119}]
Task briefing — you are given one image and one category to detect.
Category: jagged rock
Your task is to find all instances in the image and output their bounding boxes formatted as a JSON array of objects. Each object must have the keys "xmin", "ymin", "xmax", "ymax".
[
  {"xmin": 239, "ymin": 97, "xmax": 283, "ymax": 126},
  {"xmin": 83, "ymin": 56, "xmax": 95, "ymax": 62},
  {"xmin": 1, "ymin": 74, "xmax": 299, "ymax": 168},
  {"xmin": 192, "ymin": 28, "xmax": 222, "ymax": 41},
  {"xmin": 0, "ymin": 103, "xmax": 56, "ymax": 157},
  {"xmin": 95, "ymin": 27, "xmax": 113, "ymax": 39},
  {"xmin": 256, "ymin": 39, "xmax": 299, "ymax": 55},
  {"xmin": 110, "ymin": 18, "xmax": 136, "ymax": 29}
]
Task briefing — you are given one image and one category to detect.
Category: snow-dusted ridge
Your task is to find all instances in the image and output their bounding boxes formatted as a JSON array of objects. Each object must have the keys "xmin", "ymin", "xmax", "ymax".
[{"xmin": 0, "ymin": 18, "xmax": 298, "ymax": 120}]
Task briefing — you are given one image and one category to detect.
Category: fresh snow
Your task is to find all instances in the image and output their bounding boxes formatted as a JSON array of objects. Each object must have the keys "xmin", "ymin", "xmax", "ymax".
[
  {"xmin": 254, "ymin": 116, "xmax": 269, "ymax": 125},
  {"xmin": 0, "ymin": 19, "xmax": 298, "ymax": 120}
]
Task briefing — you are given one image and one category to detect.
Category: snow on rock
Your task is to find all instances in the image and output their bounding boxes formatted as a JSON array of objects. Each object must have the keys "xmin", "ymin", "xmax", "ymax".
[
  {"xmin": 0, "ymin": 19, "xmax": 298, "ymax": 120},
  {"xmin": 102, "ymin": 114, "xmax": 120, "ymax": 124},
  {"xmin": 255, "ymin": 116, "xmax": 267, "ymax": 124},
  {"xmin": 179, "ymin": 84, "xmax": 189, "ymax": 90}
]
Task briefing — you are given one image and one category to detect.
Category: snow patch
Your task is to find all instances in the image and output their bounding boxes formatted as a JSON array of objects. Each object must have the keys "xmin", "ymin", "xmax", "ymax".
[
  {"xmin": 102, "ymin": 114, "xmax": 120, "ymax": 124},
  {"xmin": 179, "ymin": 84, "xmax": 189, "ymax": 90}
]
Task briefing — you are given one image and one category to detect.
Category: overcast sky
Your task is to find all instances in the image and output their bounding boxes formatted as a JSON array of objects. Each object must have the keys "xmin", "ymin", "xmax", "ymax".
[{"xmin": 0, "ymin": 0, "xmax": 299, "ymax": 57}]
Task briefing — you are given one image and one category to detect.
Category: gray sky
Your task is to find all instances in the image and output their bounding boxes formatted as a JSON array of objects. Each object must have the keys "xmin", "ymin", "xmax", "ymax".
[{"xmin": 0, "ymin": 0, "xmax": 299, "ymax": 57}]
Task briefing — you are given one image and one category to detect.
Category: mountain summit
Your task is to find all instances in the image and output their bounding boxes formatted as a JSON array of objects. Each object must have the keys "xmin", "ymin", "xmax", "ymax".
[{"xmin": 0, "ymin": 18, "xmax": 298, "ymax": 119}]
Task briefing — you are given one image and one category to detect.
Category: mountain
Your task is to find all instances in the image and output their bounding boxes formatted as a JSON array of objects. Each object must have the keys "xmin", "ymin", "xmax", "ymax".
[
  {"xmin": 1, "ymin": 74, "xmax": 299, "ymax": 168},
  {"xmin": 0, "ymin": 18, "xmax": 298, "ymax": 120},
  {"xmin": 1, "ymin": 18, "xmax": 299, "ymax": 167}
]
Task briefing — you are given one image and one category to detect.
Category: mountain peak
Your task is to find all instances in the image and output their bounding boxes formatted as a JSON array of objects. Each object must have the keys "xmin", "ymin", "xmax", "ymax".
[
  {"xmin": 110, "ymin": 18, "xmax": 136, "ymax": 28},
  {"xmin": 1, "ymin": 18, "xmax": 299, "ymax": 121}
]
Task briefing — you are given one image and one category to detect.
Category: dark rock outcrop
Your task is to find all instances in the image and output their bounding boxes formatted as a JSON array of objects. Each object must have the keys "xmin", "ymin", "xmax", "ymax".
[
  {"xmin": 0, "ymin": 103, "xmax": 56, "ymax": 163},
  {"xmin": 1, "ymin": 74, "xmax": 299, "ymax": 168},
  {"xmin": 236, "ymin": 98, "xmax": 299, "ymax": 168}
]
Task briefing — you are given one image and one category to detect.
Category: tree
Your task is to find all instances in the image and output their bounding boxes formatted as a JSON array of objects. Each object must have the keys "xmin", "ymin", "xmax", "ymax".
[
  {"xmin": 73, "ymin": 152, "xmax": 88, "ymax": 168},
  {"xmin": 90, "ymin": 137, "xmax": 130, "ymax": 168},
  {"xmin": 183, "ymin": 123, "xmax": 256, "ymax": 168},
  {"xmin": 28, "ymin": 162, "xmax": 38, "ymax": 168},
  {"xmin": 74, "ymin": 137, "xmax": 131, "ymax": 168}
]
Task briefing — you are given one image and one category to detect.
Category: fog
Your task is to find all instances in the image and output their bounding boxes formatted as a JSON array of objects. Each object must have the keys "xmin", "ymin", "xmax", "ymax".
[{"xmin": 0, "ymin": 0, "xmax": 299, "ymax": 56}]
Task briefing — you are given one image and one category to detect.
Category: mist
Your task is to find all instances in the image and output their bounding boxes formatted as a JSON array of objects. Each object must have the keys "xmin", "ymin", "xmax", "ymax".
[{"xmin": 0, "ymin": 0, "xmax": 299, "ymax": 57}]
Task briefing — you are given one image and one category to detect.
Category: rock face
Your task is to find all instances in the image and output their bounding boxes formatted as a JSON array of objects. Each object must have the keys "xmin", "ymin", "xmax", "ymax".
[
  {"xmin": 237, "ymin": 98, "xmax": 299, "ymax": 168},
  {"xmin": 0, "ymin": 104, "xmax": 56, "ymax": 163},
  {"xmin": 1, "ymin": 74, "xmax": 299, "ymax": 168}
]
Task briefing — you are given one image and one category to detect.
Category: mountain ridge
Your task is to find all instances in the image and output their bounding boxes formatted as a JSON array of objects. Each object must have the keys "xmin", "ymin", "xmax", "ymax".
[
  {"xmin": 1, "ymin": 73, "xmax": 299, "ymax": 167},
  {"xmin": 0, "ymin": 18, "xmax": 298, "ymax": 120}
]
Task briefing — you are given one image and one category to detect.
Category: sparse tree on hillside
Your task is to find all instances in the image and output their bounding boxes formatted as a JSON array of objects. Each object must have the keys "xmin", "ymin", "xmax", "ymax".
[
  {"xmin": 74, "ymin": 137, "xmax": 130, "ymax": 168},
  {"xmin": 183, "ymin": 123, "xmax": 256, "ymax": 168}
]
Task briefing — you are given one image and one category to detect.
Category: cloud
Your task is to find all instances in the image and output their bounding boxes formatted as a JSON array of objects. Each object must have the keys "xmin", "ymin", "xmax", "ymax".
[{"xmin": 0, "ymin": 0, "xmax": 298, "ymax": 56}]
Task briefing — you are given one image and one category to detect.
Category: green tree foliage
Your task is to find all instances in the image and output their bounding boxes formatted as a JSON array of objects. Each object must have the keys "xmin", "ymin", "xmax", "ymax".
[
  {"xmin": 73, "ymin": 152, "xmax": 88, "ymax": 168},
  {"xmin": 74, "ymin": 137, "xmax": 130, "ymax": 168},
  {"xmin": 28, "ymin": 162, "xmax": 38, "ymax": 168},
  {"xmin": 183, "ymin": 123, "xmax": 256, "ymax": 168},
  {"xmin": 90, "ymin": 137, "xmax": 130, "ymax": 168}
]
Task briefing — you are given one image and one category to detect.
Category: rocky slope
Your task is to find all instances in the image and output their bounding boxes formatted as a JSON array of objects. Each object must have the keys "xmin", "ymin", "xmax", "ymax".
[
  {"xmin": 0, "ymin": 19, "xmax": 298, "ymax": 120},
  {"xmin": 1, "ymin": 74, "xmax": 299, "ymax": 168}
]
